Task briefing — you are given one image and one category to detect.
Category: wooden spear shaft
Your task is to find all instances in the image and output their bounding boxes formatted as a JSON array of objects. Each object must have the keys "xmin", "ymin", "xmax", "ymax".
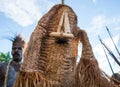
[
  {"xmin": 106, "ymin": 26, "xmax": 120, "ymax": 56},
  {"xmin": 99, "ymin": 36, "xmax": 114, "ymax": 74},
  {"xmin": 98, "ymin": 36, "xmax": 120, "ymax": 66}
]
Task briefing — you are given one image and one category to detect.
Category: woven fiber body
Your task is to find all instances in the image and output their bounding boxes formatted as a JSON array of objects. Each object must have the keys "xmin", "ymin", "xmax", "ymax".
[{"xmin": 14, "ymin": 4, "xmax": 78, "ymax": 87}]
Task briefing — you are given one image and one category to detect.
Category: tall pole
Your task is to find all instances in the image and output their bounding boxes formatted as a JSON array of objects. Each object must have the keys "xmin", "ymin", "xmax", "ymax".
[
  {"xmin": 98, "ymin": 36, "xmax": 114, "ymax": 75},
  {"xmin": 62, "ymin": 0, "xmax": 64, "ymax": 4},
  {"xmin": 106, "ymin": 26, "xmax": 120, "ymax": 56}
]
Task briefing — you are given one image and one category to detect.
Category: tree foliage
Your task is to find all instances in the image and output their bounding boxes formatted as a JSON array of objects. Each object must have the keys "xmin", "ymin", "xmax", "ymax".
[{"xmin": 0, "ymin": 52, "xmax": 12, "ymax": 63}]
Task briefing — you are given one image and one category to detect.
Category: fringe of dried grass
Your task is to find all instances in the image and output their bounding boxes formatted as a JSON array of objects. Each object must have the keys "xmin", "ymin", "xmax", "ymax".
[
  {"xmin": 13, "ymin": 71, "xmax": 60, "ymax": 87},
  {"xmin": 14, "ymin": 71, "xmax": 41, "ymax": 87}
]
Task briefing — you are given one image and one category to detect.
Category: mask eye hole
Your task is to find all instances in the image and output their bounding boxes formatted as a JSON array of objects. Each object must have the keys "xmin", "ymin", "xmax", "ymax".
[{"xmin": 55, "ymin": 38, "xmax": 68, "ymax": 44}]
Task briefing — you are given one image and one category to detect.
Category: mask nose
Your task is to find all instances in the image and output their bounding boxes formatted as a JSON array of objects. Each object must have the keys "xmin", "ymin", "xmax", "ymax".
[
  {"xmin": 57, "ymin": 10, "xmax": 71, "ymax": 34},
  {"xmin": 50, "ymin": 10, "xmax": 74, "ymax": 38}
]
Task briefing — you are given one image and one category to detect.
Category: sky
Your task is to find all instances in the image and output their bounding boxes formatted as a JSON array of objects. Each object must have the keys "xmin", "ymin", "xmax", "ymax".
[{"xmin": 0, "ymin": 0, "xmax": 120, "ymax": 76}]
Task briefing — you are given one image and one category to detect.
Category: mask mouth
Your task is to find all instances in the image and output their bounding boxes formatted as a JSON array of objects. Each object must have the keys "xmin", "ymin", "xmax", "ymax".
[
  {"xmin": 49, "ymin": 10, "xmax": 74, "ymax": 39},
  {"xmin": 55, "ymin": 38, "xmax": 69, "ymax": 44}
]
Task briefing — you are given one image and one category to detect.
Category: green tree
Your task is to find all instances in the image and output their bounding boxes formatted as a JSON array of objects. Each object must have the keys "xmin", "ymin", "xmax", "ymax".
[{"xmin": 0, "ymin": 52, "xmax": 12, "ymax": 63}]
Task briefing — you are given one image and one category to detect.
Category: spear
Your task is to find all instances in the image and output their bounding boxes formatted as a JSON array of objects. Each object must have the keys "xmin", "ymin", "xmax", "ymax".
[
  {"xmin": 98, "ymin": 36, "xmax": 120, "ymax": 66},
  {"xmin": 98, "ymin": 36, "xmax": 114, "ymax": 75},
  {"xmin": 106, "ymin": 26, "xmax": 120, "ymax": 56}
]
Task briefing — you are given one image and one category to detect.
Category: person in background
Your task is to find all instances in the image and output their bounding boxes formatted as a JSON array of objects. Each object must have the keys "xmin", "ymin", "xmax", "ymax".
[
  {"xmin": 111, "ymin": 72, "xmax": 120, "ymax": 87},
  {"xmin": 0, "ymin": 34, "xmax": 26, "ymax": 87}
]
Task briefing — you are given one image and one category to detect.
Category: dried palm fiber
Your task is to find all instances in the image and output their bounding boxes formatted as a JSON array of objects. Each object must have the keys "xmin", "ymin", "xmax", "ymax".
[
  {"xmin": 75, "ymin": 28, "xmax": 113, "ymax": 87},
  {"xmin": 14, "ymin": 4, "xmax": 80, "ymax": 87}
]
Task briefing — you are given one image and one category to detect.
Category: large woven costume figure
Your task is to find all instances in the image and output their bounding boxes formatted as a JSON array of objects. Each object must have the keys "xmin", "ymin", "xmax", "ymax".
[{"xmin": 14, "ymin": 3, "xmax": 113, "ymax": 87}]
